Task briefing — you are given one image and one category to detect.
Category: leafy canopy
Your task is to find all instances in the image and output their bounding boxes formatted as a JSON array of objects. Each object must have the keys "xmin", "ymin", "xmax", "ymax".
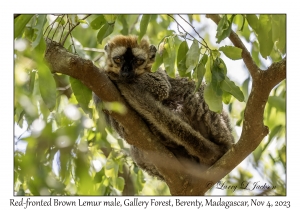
[{"xmin": 14, "ymin": 14, "xmax": 286, "ymax": 195}]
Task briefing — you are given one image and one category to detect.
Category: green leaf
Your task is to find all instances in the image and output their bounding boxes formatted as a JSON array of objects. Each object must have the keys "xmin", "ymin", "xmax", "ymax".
[
  {"xmin": 166, "ymin": 37, "xmax": 176, "ymax": 77},
  {"xmin": 246, "ymin": 14, "xmax": 259, "ymax": 32},
  {"xmin": 105, "ymin": 159, "xmax": 118, "ymax": 178},
  {"xmin": 236, "ymin": 109, "xmax": 244, "ymax": 127},
  {"xmin": 14, "ymin": 14, "xmax": 34, "ymax": 38},
  {"xmin": 28, "ymin": 70, "xmax": 36, "ymax": 94},
  {"xmin": 211, "ymin": 58, "xmax": 225, "ymax": 96},
  {"xmin": 94, "ymin": 169, "xmax": 105, "ymax": 183},
  {"xmin": 268, "ymin": 154, "xmax": 276, "ymax": 164},
  {"xmin": 69, "ymin": 77, "xmax": 92, "ymax": 115},
  {"xmin": 32, "ymin": 15, "xmax": 47, "ymax": 49},
  {"xmin": 115, "ymin": 177, "xmax": 125, "ymax": 191},
  {"xmin": 17, "ymin": 187, "xmax": 25, "ymax": 196},
  {"xmin": 251, "ymin": 41, "xmax": 260, "ymax": 66},
  {"xmin": 55, "ymin": 17, "xmax": 65, "ymax": 25},
  {"xmin": 27, "ymin": 179, "xmax": 40, "ymax": 195},
  {"xmin": 162, "ymin": 49, "xmax": 173, "ymax": 77},
  {"xmin": 222, "ymin": 91, "xmax": 232, "ymax": 104},
  {"xmin": 38, "ymin": 62, "xmax": 56, "ymax": 111},
  {"xmin": 257, "ymin": 15, "xmax": 274, "ymax": 59},
  {"xmin": 204, "ymin": 84, "xmax": 223, "ymax": 113},
  {"xmin": 219, "ymin": 46, "xmax": 242, "ymax": 60},
  {"xmin": 117, "ymin": 15, "xmax": 129, "ymax": 35},
  {"xmin": 97, "ymin": 22, "xmax": 114, "ymax": 44},
  {"xmin": 239, "ymin": 15, "xmax": 246, "ymax": 31},
  {"xmin": 262, "ymin": 125, "xmax": 282, "ymax": 153},
  {"xmin": 234, "ymin": 15, "xmax": 251, "ymax": 42},
  {"xmin": 24, "ymin": 26, "xmax": 35, "ymax": 41},
  {"xmin": 204, "ymin": 55, "xmax": 212, "ymax": 83},
  {"xmin": 272, "ymin": 15, "xmax": 286, "ymax": 54},
  {"xmin": 268, "ymin": 96, "xmax": 286, "ymax": 112},
  {"xmin": 59, "ymin": 150, "xmax": 71, "ymax": 180},
  {"xmin": 253, "ymin": 144, "xmax": 263, "ymax": 166},
  {"xmin": 98, "ymin": 177, "xmax": 110, "ymax": 195},
  {"xmin": 279, "ymin": 145, "xmax": 286, "ymax": 166},
  {"xmin": 136, "ymin": 169, "xmax": 145, "ymax": 192},
  {"xmin": 211, "ymin": 49, "xmax": 221, "ymax": 58},
  {"xmin": 187, "ymin": 14, "xmax": 200, "ymax": 23},
  {"xmin": 91, "ymin": 15, "xmax": 106, "ymax": 30},
  {"xmin": 102, "ymin": 102, "xmax": 127, "ymax": 114},
  {"xmin": 16, "ymin": 109, "xmax": 25, "ymax": 127},
  {"xmin": 177, "ymin": 41, "xmax": 189, "ymax": 77},
  {"xmin": 151, "ymin": 53, "xmax": 163, "ymax": 72},
  {"xmin": 269, "ymin": 47, "xmax": 283, "ymax": 62},
  {"xmin": 55, "ymin": 125, "xmax": 80, "ymax": 145},
  {"xmin": 78, "ymin": 19, "xmax": 88, "ymax": 24},
  {"xmin": 103, "ymin": 15, "xmax": 117, "ymax": 24},
  {"xmin": 185, "ymin": 39, "xmax": 199, "ymax": 73},
  {"xmin": 194, "ymin": 54, "xmax": 208, "ymax": 91},
  {"xmin": 33, "ymin": 36, "xmax": 46, "ymax": 59},
  {"xmin": 187, "ymin": 15, "xmax": 193, "ymax": 23},
  {"xmin": 218, "ymin": 57, "xmax": 227, "ymax": 74},
  {"xmin": 194, "ymin": 63, "xmax": 206, "ymax": 92},
  {"xmin": 241, "ymin": 77, "xmax": 250, "ymax": 101},
  {"xmin": 220, "ymin": 76, "xmax": 244, "ymax": 102},
  {"xmin": 216, "ymin": 15, "xmax": 232, "ymax": 43},
  {"xmin": 162, "ymin": 39, "xmax": 176, "ymax": 78},
  {"xmin": 200, "ymin": 54, "xmax": 208, "ymax": 66},
  {"xmin": 138, "ymin": 15, "xmax": 152, "ymax": 42}
]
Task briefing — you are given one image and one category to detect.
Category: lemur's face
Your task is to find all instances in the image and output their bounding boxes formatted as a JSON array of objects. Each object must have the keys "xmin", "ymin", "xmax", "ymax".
[{"xmin": 105, "ymin": 35, "xmax": 157, "ymax": 81}]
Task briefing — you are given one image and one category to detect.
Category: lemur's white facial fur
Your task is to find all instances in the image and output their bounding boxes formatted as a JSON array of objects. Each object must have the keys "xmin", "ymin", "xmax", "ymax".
[{"xmin": 104, "ymin": 35, "xmax": 157, "ymax": 80}]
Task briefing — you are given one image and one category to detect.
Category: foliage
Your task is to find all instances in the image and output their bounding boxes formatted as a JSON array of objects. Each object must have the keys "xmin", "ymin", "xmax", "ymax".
[{"xmin": 14, "ymin": 14, "xmax": 286, "ymax": 195}]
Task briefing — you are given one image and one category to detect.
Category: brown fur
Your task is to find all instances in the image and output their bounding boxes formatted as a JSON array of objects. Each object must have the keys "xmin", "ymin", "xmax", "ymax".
[
  {"xmin": 107, "ymin": 35, "xmax": 150, "ymax": 51},
  {"xmin": 94, "ymin": 35, "xmax": 234, "ymax": 181},
  {"xmin": 104, "ymin": 35, "xmax": 156, "ymax": 77}
]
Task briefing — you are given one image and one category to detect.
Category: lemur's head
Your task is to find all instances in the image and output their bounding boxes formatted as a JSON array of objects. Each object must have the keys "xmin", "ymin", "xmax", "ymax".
[{"xmin": 104, "ymin": 35, "xmax": 157, "ymax": 81}]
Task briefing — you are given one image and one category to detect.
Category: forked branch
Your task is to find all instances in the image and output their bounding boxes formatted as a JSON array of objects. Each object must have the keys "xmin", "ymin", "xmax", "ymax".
[{"xmin": 195, "ymin": 14, "xmax": 287, "ymax": 194}]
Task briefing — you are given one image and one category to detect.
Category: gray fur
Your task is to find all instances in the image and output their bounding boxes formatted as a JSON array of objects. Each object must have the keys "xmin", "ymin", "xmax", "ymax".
[
  {"xmin": 94, "ymin": 36, "xmax": 234, "ymax": 181},
  {"xmin": 95, "ymin": 68, "xmax": 234, "ymax": 181}
]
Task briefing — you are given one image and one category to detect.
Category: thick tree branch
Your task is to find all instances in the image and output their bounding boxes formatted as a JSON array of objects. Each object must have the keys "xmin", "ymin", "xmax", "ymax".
[
  {"xmin": 44, "ymin": 39, "xmax": 198, "ymax": 195},
  {"xmin": 193, "ymin": 15, "xmax": 287, "ymax": 195},
  {"xmin": 262, "ymin": 57, "xmax": 286, "ymax": 91}
]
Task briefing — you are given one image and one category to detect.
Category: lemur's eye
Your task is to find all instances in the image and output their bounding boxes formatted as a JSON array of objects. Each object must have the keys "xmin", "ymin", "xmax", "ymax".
[
  {"xmin": 135, "ymin": 59, "xmax": 145, "ymax": 65},
  {"xmin": 113, "ymin": 57, "xmax": 122, "ymax": 64}
]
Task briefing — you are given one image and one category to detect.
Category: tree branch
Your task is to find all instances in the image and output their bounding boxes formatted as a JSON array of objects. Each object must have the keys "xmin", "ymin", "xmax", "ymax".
[
  {"xmin": 206, "ymin": 14, "xmax": 260, "ymax": 78},
  {"xmin": 44, "ymin": 39, "xmax": 198, "ymax": 195},
  {"xmin": 168, "ymin": 14, "xmax": 209, "ymax": 49},
  {"xmin": 61, "ymin": 15, "xmax": 91, "ymax": 45},
  {"xmin": 193, "ymin": 14, "xmax": 287, "ymax": 194}
]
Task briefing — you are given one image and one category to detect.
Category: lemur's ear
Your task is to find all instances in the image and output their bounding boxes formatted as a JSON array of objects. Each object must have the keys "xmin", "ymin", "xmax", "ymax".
[{"xmin": 149, "ymin": 45, "xmax": 157, "ymax": 61}]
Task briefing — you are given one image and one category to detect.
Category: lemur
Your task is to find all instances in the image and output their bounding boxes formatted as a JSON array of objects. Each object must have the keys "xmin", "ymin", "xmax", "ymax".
[{"xmin": 93, "ymin": 35, "xmax": 234, "ymax": 180}]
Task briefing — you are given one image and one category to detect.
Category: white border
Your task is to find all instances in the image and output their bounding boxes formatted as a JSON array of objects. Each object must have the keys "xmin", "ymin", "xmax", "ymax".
[{"xmin": 2, "ymin": 0, "xmax": 298, "ymax": 209}]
